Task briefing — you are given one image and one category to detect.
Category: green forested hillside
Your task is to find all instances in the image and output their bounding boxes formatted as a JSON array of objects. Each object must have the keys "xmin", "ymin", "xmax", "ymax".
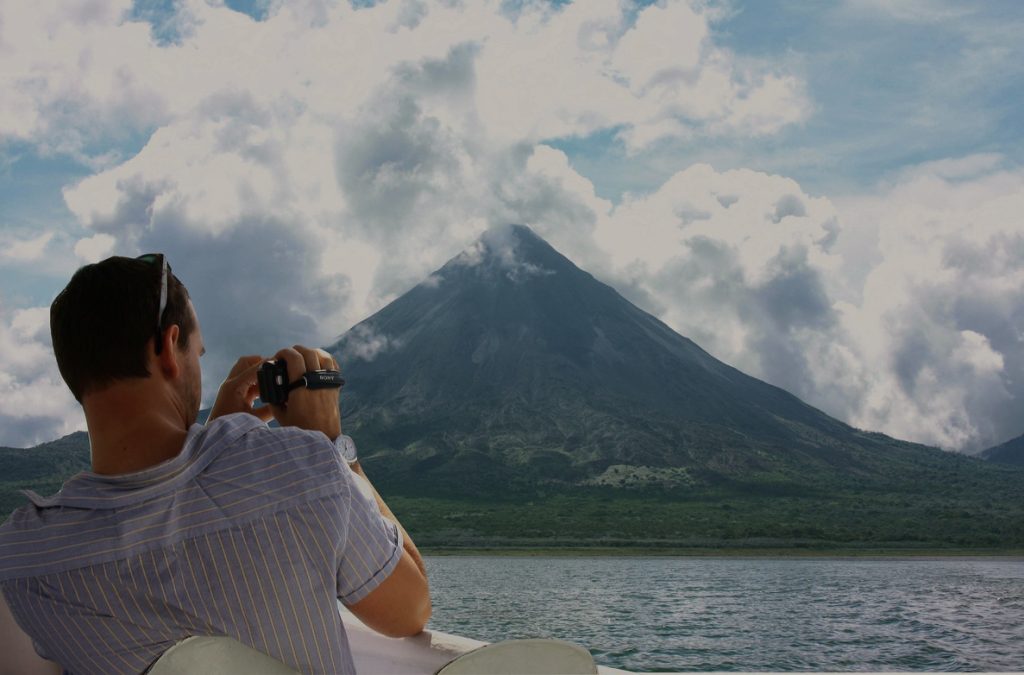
[
  {"xmin": 0, "ymin": 432, "xmax": 90, "ymax": 515},
  {"xmin": 4, "ymin": 427, "xmax": 1023, "ymax": 550}
]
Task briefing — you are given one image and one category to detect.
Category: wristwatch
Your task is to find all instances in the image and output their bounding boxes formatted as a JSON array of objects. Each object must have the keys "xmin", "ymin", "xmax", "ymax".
[{"xmin": 334, "ymin": 434, "xmax": 358, "ymax": 465}]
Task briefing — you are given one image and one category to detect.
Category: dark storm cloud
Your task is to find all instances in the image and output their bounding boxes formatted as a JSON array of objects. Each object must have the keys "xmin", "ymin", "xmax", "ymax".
[
  {"xmin": 336, "ymin": 96, "xmax": 463, "ymax": 235},
  {"xmin": 656, "ymin": 238, "xmax": 837, "ymax": 336},
  {"xmin": 395, "ymin": 41, "xmax": 480, "ymax": 98},
  {"xmin": 755, "ymin": 245, "xmax": 835, "ymax": 332},
  {"xmin": 145, "ymin": 214, "xmax": 351, "ymax": 404}
]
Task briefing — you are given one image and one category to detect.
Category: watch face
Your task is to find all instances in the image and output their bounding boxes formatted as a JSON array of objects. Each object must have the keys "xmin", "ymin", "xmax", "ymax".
[{"xmin": 338, "ymin": 435, "xmax": 358, "ymax": 464}]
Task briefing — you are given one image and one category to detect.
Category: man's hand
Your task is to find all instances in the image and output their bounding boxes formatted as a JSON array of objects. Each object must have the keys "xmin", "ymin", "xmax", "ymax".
[
  {"xmin": 208, "ymin": 355, "xmax": 274, "ymax": 423},
  {"xmin": 270, "ymin": 345, "xmax": 342, "ymax": 440}
]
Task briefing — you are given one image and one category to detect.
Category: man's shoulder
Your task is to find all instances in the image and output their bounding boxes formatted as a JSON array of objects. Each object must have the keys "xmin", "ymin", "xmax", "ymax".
[
  {"xmin": 0, "ymin": 416, "xmax": 352, "ymax": 581},
  {"xmin": 199, "ymin": 415, "xmax": 350, "ymax": 497},
  {"xmin": 202, "ymin": 414, "xmax": 336, "ymax": 460}
]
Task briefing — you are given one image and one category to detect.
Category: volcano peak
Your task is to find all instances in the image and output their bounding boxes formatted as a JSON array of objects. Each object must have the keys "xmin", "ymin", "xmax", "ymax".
[
  {"xmin": 329, "ymin": 224, "xmax": 929, "ymax": 496},
  {"xmin": 439, "ymin": 223, "xmax": 573, "ymax": 285}
]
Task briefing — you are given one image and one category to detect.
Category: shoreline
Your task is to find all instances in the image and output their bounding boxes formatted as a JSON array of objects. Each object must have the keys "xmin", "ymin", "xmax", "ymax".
[{"xmin": 421, "ymin": 546, "xmax": 1024, "ymax": 559}]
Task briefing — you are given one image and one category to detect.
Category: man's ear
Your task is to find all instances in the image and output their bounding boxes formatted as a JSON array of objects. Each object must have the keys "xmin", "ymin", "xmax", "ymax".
[{"xmin": 157, "ymin": 324, "xmax": 182, "ymax": 378}]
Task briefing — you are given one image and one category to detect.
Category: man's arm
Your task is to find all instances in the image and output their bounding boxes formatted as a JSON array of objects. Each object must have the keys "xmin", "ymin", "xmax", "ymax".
[
  {"xmin": 349, "ymin": 461, "xmax": 427, "ymax": 579},
  {"xmin": 268, "ymin": 345, "xmax": 431, "ymax": 637},
  {"xmin": 345, "ymin": 461, "xmax": 431, "ymax": 637},
  {"xmin": 0, "ymin": 591, "xmax": 61, "ymax": 675}
]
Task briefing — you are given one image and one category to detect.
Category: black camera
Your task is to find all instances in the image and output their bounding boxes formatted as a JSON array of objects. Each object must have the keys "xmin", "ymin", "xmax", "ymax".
[{"xmin": 257, "ymin": 359, "xmax": 345, "ymax": 405}]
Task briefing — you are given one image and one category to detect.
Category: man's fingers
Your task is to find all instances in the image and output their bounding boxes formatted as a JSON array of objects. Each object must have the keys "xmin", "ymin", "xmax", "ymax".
[
  {"xmin": 250, "ymin": 404, "xmax": 275, "ymax": 422},
  {"xmin": 209, "ymin": 356, "xmax": 275, "ymax": 423},
  {"xmin": 228, "ymin": 355, "xmax": 263, "ymax": 378},
  {"xmin": 230, "ymin": 360, "xmax": 264, "ymax": 385},
  {"xmin": 292, "ymin": 345, "xmax": 339, "ymax": 372},
  {"xmin": 316, "ymin": 348, "xmax": 338, "ymax": 371},
  {"xmin": 271, "ymin": 346, "xmax": 339, "ymax": 384},
  {"xmin": 273, "ymin": 347, "xmax": 306, "ymax": 384},
  {"xmin": 291, "ymin": 345, "xmax": 322, "ymax": 373}
]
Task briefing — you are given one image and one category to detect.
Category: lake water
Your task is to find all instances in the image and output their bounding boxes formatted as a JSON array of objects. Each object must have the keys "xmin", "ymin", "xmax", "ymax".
[{"xmin": 423, "ymin": 556, "xmax": 1024, "ymax": 672}]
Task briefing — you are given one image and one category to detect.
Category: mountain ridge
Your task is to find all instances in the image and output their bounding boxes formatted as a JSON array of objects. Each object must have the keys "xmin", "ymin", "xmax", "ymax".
[
  {"xmin": 980, "ymin": 433, "xmax": 1024, "ymax": 466},
  {"xmin": 328, "ymin": 224, "xmax": 979, "ymax": 497}
]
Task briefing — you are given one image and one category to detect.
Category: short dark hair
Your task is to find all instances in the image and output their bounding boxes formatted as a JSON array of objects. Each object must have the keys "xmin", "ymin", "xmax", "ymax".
[{"xmin": 50, "ymin": 256, "xmax": 196, "ymax": 402}]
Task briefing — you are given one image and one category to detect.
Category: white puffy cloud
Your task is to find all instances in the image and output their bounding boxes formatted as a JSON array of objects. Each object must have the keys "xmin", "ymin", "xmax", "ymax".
[
  {"xmin": 594, "ymin": 163, "xmax": 849, "ymax": 414},
  {"xmin": 0, "ymin": 0, "xmax": 167, "ymax": 161},
  {"xmin": 589, "ymin": 156, "xmax": 1024, "ymax": 452},
  {"xmin": 73, "ymin": 233, "xmax": 116, "ymax": 262},
  {"xmin": 0, "ymin": 231, "xmax": 55, "ymax": 262},
  {"xmin": 451, "ymin": 222, "xmax": 558, "ymax": 284},
  {"xmin": 832, "ymin": 159, "xmax": 1024, "ymax": 451},
  {"xmin": 2, "ymin": 0, "xmax": 808, "ymax": 160},
  {"xmin": 0, "ymin": 301, "xmax": 85, "ymax": 447},
  {"xmin": 473, "ymin": 0, "xmax": 809, "ymax": 151},
  {"xmin": 340, "ymin": 323, "xmax": 403, "ymax": 362}
]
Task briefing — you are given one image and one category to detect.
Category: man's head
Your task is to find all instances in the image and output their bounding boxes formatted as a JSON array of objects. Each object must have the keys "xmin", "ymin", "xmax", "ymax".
[{"xmin": 50, "ymin": 255, "xmax": 198, "ymax": 404}]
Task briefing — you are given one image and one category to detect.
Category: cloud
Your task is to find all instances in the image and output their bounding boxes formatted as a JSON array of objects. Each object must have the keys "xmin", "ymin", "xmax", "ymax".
[
  {"xmin": 2, "ymin": 0, "xmax": 808, "ymax": 158},
  {"xmin": 0, "ymin": 0, "xmax": 169, "ymax": 162},
  {"xmin": 0, "ymin": 301, "xmax": 84, "ymax": 447},
  {"xmin": 73, "ymin": 233, "xmax": 116, "ymax": 262},
  {"xmin": 451, "ymin": 223, "xmax": 558, "ymax": 284},
  {"xmin": 0, "ymin": 231, "xmax": 55, "ymax": 262},
  {"xmin": 900, "ymin": 153, "xmax": 1005, "ymax": 181},
  {"xmin": 337, "ymin": 323, "xmax": 403, "ymax": 362},
  {"xmin": 842, "ymin": 0, "xmax": 972, "ymax": 24},
  {"xmin": 589, "ymin": 156, "xmax": 1024, "ymax": 452},
  {"xmin": 474, "ymin": 0, "xmax": 810, "ymax": 152},
  {"xmin": 832, "ymin": 158, "xmax": 1024, "ymax": 450},
  {"xmin": 593, "ymin": 163, "xmax": 848, "ymax": 414}
]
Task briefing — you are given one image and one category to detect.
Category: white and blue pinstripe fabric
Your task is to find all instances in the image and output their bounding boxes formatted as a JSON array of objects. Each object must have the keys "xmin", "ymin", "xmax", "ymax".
[{"xmin": 0, "ymin": 413, "xmax": 402, "ymax": 674}]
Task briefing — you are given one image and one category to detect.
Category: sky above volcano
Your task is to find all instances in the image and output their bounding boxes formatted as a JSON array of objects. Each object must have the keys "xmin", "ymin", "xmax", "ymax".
[{"xmin": 1, "ymin": 0, "xmax": 1023, "ymax": 452}]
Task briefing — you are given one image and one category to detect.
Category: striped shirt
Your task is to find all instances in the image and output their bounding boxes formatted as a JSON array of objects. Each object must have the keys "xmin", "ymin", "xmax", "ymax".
[{"xmin": 0, "ymin": 413, "xmax": 403, "ymax": 675}]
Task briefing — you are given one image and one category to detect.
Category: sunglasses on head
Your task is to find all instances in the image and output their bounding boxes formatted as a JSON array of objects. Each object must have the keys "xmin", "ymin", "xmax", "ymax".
[{"xmin": 137, "ymin": 253, "xmax": 169, "ymax": 355}]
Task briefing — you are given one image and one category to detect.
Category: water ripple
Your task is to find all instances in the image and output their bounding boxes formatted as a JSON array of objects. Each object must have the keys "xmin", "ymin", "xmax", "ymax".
[{"xmin": 424, "ymin": 557, "xmax": 1024, "ymax": 671}]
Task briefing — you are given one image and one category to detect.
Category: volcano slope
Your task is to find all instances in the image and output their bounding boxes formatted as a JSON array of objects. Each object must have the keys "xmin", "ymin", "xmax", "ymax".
[{"xmin": 326, "ymin": 225, "xmax": 1024, "ymax": 550}]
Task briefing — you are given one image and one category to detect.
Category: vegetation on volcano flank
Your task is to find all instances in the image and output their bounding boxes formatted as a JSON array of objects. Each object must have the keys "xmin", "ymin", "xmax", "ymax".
[{"xmin": 980, "ymin": 433, "xmax": 1024, "ymax": 467}]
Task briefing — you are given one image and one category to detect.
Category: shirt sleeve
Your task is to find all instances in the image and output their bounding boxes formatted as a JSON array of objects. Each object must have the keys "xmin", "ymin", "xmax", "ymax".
[
  {"xmin": 335, "ymin": 467, "xmax": 405, "ymax": 605},
  {"xmin": 1, "ymin": 582, "xmax": 54, "ymax": 663}
]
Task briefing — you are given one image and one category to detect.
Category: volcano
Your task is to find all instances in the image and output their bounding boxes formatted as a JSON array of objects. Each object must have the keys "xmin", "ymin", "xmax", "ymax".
[{"xmin": 329, "ymin": 225, "xmax": 967, "ymax": 497}]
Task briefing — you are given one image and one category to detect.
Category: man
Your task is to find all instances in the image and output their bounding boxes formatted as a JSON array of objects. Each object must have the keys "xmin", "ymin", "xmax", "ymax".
[{"xmin": 0, "ymin": 255, "xmax": 430, "ymax": 674}]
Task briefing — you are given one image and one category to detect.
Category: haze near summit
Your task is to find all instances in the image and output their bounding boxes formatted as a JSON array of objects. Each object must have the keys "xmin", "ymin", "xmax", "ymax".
[{"xmin": 1, "ymin": 0, "xmax": 1022, "ymax": 454}]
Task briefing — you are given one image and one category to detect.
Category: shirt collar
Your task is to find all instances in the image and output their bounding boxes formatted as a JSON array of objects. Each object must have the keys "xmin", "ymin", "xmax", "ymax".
[{"xmin": 23, "ymin": 414, "xmax": 264, "ymax": 510}]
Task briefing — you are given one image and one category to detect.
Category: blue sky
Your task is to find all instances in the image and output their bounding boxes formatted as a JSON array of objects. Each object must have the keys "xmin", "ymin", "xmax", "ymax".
[
  {"xmin": 1, "ymin": 0, "xmax": 1023, "ymax": 451},
  {"xmin": 551, "ymin": 0, "xmax": 1024, "ymax": 200}
]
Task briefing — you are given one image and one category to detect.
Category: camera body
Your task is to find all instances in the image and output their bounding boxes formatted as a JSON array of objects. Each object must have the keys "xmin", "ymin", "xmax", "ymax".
[
  {"xmin": 257, "ymin": 359, "xmax": 291, "ymax": 405},
  {"xmin": 257, "ymin": 359, "xmax": 345, "ymax": 405}
]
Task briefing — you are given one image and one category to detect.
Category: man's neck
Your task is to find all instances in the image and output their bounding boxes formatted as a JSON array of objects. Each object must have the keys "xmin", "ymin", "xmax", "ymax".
[{"xmin": 82, "ymin": 380, "xmax": 192, "ymax": 476}]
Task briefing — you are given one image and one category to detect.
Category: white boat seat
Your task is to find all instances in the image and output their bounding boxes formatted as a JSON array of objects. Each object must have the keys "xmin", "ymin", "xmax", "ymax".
[
  {"xmin": 436, "ymin": 638, "xmax": 598, "ymax": 675},
  {"xmin": 146, "ymin": 636, "xmax": 300, "ymax": 675}
]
